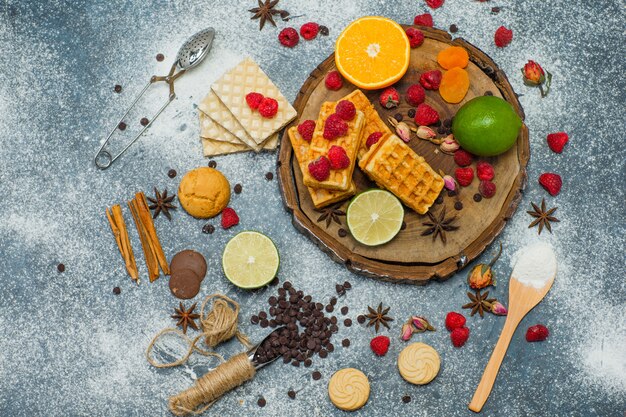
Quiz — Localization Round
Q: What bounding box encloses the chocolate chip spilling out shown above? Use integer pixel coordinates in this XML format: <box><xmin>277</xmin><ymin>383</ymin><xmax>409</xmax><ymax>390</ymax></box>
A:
<box><xmin>338</xmin><ymin>228</ymin><xmax>347</xmax><ymax>237</ymax></box>
<box><xmin>288</xmin><ymin>390</ymin><xmax>296</xmax><ymax>399</ymax></box>
<box><xmin>112</xmin><ymin>287</ymin><xmax>121</xmax><ymax>295</ymax></box>
<box><xmin>257</xmin><ymin>397</ymin><xmax>266</xmax><ymax>407</ymax></box>
<box><xmin>319</xmin><ymin>25</ymin><xmax>329</xmax><ymax>36</ymax></box>
<box><xmin>357</xmin><ymin>315</ymin><xmax>366</xmax><ymax>324</ymax></box>
<box><xmin>156</xmin><ymin>53</ymin><xmax>165</xmax><ymax>62</ymax></box>
<box><xmin>454</xmin><ymin>201</ymin><xmax>464</xmax><ymax>211</ymax></box>
<box><xmin>113</xmin><ymin>84</ymin><xmax>122</xmax><ymax>93</ymax></box>
<box><xmin>208</xmin><ymin>160</ymin><xmax>217</xmax><ymax>168</ymax></box>
<box><xmin>118</xmin><ymin>122</ymin><xmax>127</xmax><ymax>131</ymax></box>
<box><xmin>402</xmin><ymin>395</ymin><xmax>411</xmax><ymax>403</ymax></box>
<box><xmin>342</xmin><ymin>338</ymin><xmax>350</xmax><ymax>347</ymax></box>
<box><xmin>167</xmin><ymin>169</ymin><xmax>177</xmax><ymax>178</ymax></box>
<box><xmin>234</xmin><ymin>183</ymin><xmax>243</xmax><ymax>194</ymax></box>
<box><xmin>312</xmin><ymin>371</ymin><xmax>322</xmax><ymax>380</ymax></box>
<box><xmin>473</xmin><ymin>193</ymin><xmax>483</xmax><ymax>202</ymax></box>
<box><xmin>401</xmin><ymin>221</ymin><xmax>407</xmax><ymax>230</ymax></box>
<box><xmin>340</xmin><ymin>306</ymin><xmax>348</xmax><ymax>315</ymax></box>
<box><xmin>140</xmin><ymin>117</ymin><xmax>149</xmax><ymax>126</ymax></box>
<box><xmin>57</xmin><ymin>263</ymin><xmax>65</xmax><ymax>273</ymax></box>
<box><xmin>265</xmin><ymin>172</ymin><xmax>274</xmax><ymax>181</ymax></box>
<box><xmin>407</xmin><ymin>108</ymin><xmax>416</xmax><ymax>118</ymax></box>
<box><xmin>449</xmin><ymin>24</ymin><xmax>458</xmax><ymax>33</ymax></box>
<box><xmin>202</xmin><ymin>224</ymin><xmax>215</xmax><ymax>234</ymax></box>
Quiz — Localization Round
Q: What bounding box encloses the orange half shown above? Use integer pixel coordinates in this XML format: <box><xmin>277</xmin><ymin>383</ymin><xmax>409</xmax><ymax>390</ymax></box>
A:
<box><xmin>335</xmin><ymin>17</ymin><xmax>410</xmax><ymax>90</ymax></box>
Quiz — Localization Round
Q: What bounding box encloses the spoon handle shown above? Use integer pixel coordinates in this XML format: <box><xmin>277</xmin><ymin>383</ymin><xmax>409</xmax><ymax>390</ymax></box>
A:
<box><xmin>468</xmin><ymin>315</ymin><xmax>520</xmax><ymax>412</ymax></box>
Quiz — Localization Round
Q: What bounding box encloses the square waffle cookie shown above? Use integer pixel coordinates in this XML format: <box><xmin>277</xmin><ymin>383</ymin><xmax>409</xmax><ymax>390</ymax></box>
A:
<box><xmin>359</xmin><ymin>133</ymin><xmax>444</xmax><ymax>215</ymax></box>
<box><xmin>198</xmin><ymin>111</ymin><xmax>242</xmax><ymax>144</ymax></box>
<box><xmin>304</xmin><ymin>102</ymin><xmax>365</xmax><ymax>191</ymax></box>
<box><xmin>287</xmin><ymin>126</ymin><xmax>356</xmax><ymax>208</ymax></box>
<box><xmin>198</xmin><ymin>90</ymin><xmax>260</xmax><ymax>151</ymax></box>
<box><xmin>201</xmin><ymin>134</ymin><xmax>278</xmax><ymax>157</ymax></box>
<box><xmin>212</xmin><ymin>58</ymin><xmax>297</xmax><ymax>144</ymax></box>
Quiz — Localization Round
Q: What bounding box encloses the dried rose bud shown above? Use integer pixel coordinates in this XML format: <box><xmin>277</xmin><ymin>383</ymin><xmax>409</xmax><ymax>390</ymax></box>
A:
<box><xmin>467</xmin><ymin>243</ymin><xmax>502</xmax><ymax>289</ymax></box>
<box><xmin>401</xmin><ymin>322</ymin><xmax>414</xmax><ymax>341</ymax></box>
<box><xmin>440</xmin><ymin>134</ymin><xmax>460</xmax><ymax>153</ymax></box>
<box><xmin>443</xmin><ymin>175</ymin><xmax>456</xmax><ymax>191</ymax></box>
<box><xmin>411</xmin><ymin>316</ymin><xmax>435</xmax><ymax>332</ymax></box>
<box><xmin>395</xmin><ymin>122</ymin><xmax>412</xmax><ymax>142</ymax></box>
<box><xmin>490</xmin><ymin>301</ymin><xmax>508</xmax><ymax>316</ymax></box>
<box><xmin>416</xmin><ymin>125</ymin><xmax>436</xmax><ymax>140</ymax></box>
<box><xmin>522</xmin><ymin>60</ymin><xmax>545</xmax><ymax>85</ymax></box>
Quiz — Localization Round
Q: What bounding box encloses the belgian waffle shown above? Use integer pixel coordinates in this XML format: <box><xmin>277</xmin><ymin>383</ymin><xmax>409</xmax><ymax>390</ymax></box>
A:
<box><xmin>304</xmin><ymin>102</ymin><xmax>364</xmax><ymax>191</ymax></box>
<box><xmin>359</xmin><ymin>133</ymin><xmax>444</xmax><ymax>215</ymax></box>
<box><xmin>287</xmin><ymin>126</ymin><xmax>356</xmax><ymax>208</ymax></box>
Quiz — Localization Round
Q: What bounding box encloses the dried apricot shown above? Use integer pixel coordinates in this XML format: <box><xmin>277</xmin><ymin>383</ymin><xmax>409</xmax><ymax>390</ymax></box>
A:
<box><xmin>437</xmin><ymin>46</ymin><xmax>469</xmax><ymax>70</ymax></box>
<box><xmin>439</xmin><ymin>67</ymin><xmax>470</xmax><ymax>103</ymax></box>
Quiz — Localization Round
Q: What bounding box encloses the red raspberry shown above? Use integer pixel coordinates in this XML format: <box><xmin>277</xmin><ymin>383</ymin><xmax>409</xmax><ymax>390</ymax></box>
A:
<box><xmin>323</xmin><ymin>114</ymin><xmax>348</xmax><ymax>139</ymax></box>
<box><xmin>414</xmin><ymin>103</ymin><xmax>440</xmax><ymax>126</ymax></box>
<box><xmin>328</xmin><ymin>145</ymin><xmax>350</xmax><ymax>170</ymax></box>
<box><xmin>453</xmin><ymin>149</ymin><xmax>473</xmax><ymax>167</ymax></box>
<box><xmin>370</xmin><ymin>335</ymin><xmax>390</xmax><ymax>356</ymax></box>
<box><xmin>220</xmin><ymin>207</ymin><xmax>239</xmax><ymax>229</ymax></box>
<box><xmin>413</xmin><ymin>13</ymin><xmax>434</xmax><ymax>27</ymax></box>
<box><xmin>325</xmin><ymin>70</ymin><xmax>343</xmax><ymax>90</ymax></box>
<box><xmin>526</xmin><ymin>324</ymin><xmax>549</xmax><ymax>342</ymax></box>
<box><xmin>297</xmin><ymin>120</ymin><xmax>316</xmax><ymax>141</ymax></box>
<box><xmin>366</xmin><ymin>132</ymin><xmax>383</xmax><ymax>148</ymax></box>
<box><xmin>546</xmin><ymin>132</ymin><xmax>569</xmax><ymax>153</ymax></box>
<box><xmin>308</xmin><ymin>156</ymin><xmax>331</xmax><ymax>181</ymax></box>
<box><xmin>335</xmin><ymin>100</ymin><xmax>356</xmax><ymax>121</ymax></box>
<box><xmin>539</xmin><ymin>173</ymin><xmax>562</xmax><ymax>196</ymax></box>
<box><xmin>379</xmin><ymin>87</ymin><xmax>400</xmax><ymax>109</ymax></box>
<box><xmin>405</xmin><ymin>27</ymin><xmax>424</xmax><ymax>48</ymax></box>
<box><xmin>425</xmin><ymin>0</ymin><xmax>445</xmax><ymax>9</ymax></box>
<box><xmin>451</xmin><ymin>327</ymin><xmax>470</xmax><ymax>348</ymax></box>
<box><xmin>494</xmin><ymin>26</ymin><xmax>513</xmax><ymax>48</ymax></box>
<box><xmin>300</xmin><ymin>22</ymin><xmax>319</xmax><ymax>40</ymax></box>
<box><xmin>278</xmin><ymin>27</ymin><xmax>299</xmax><ymax>48</ymax></box>
<box><xmin>406</xmin><ymin>84</ymin><xmax>426</xmax><ymax>106</ymax></box>
<box><xmin>445</xmin><ymin>312</ymin><xmax>466</xmax><ymax>331</ymax></box>
<box><xmin>258</xmin><ymin>97</ymin><xmax>278</xmax><ymax>118</ymax></box>
<box><xmin>245</xmin><ymin>92</ymin><xmax>264</xmax><ymax>110</ymax></box>
<box><xmin>420</xmin><ymin>70</ymin><xmax>442</xmax><ymax>90</ymax></box>
<box><xmin>455</xmin><ymin>167</ymin><xmax>474</xmax><ymax>187</ymax></box>
<box><xmin>476</xmin><ymin>161</ymin><xmax>495</xmax><ymax>181</ymax></box>
<box><xmin>479</xmin><ymin>180</ymin><xmax>496</xmax><ymax>198</ymax></box>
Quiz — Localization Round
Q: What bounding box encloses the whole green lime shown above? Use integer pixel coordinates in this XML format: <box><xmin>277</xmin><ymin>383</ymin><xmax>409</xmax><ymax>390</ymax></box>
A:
<box><xmin>452</xmin><ymin>96</ymin><xmax>522</xmax><ymax>156</ymax></box>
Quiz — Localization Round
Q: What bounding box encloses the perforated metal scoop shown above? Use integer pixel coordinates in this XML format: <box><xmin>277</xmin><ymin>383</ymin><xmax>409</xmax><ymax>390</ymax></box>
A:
<box><xmin>94</xmin><ymin>27</ymin><xmax>215</xmax><ymax>169</ymax></box>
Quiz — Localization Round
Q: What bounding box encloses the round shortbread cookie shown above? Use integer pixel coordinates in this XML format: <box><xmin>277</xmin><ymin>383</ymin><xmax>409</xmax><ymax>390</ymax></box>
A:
<box><xmin>328</xmin><ymin>368</ymin><xmax>370</xmax><ymax>411</ymax></box>
<box><xmin>398</xmin><ymin>342</ymin><xmax>440</xmax><ymax>385</ymax></box>
<box><xmin>178</xmin><ymin>167</ymin><xmax>230</xmax><ymax>218</ymax></box>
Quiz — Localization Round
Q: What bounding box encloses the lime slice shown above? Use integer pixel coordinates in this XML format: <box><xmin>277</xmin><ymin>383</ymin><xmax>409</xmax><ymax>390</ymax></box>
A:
<box><xmin>222</xmin><ymin>231</ymin><xmax>279</xmax><ymax>289</ymax></box>
<box><xmin>347</xmin><ymin>190</ymin><xmax>404</xmax><ymax>246</ymax></box>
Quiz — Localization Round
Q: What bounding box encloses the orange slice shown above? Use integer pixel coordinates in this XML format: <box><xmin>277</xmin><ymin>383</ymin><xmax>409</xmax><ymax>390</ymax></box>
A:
<box><xmin>335</xmin><ymin>17</ymin><xmax>410</xmax><ymax>90</ymax></box>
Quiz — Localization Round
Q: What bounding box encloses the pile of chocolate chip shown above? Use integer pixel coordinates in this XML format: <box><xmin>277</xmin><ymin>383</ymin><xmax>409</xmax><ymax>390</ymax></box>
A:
<box><xmin>251</xmin><ymin>281</ymin><xmax>350</xmax><ymax>367</ymax></box>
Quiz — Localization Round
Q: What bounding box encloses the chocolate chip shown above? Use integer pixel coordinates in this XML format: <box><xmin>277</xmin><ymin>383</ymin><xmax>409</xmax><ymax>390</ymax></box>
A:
<box><xmin>270</xmin><ymin>277</ymin><xmax>279</xmax><ymax>286</ymax></box>
<box><xmin>312</xmin><ymin>371</ymin><xmax>322</xmax><ymax>380</ymax></box>
<box><xmin>338</xmin><ymin>228</ymin><xmax>347</xmax><ymax>237</ymax></box>
<box><xmin>394</xmin><ymin>113</ymin><xmax>403</xmax><ymax>122</ymax></box>
<box><xmin>251</xmin><ymin>315</ymin><xmax>259</xmax><ymax>324</ymax></box>
<box><xmin>357</xmin><ymin>315</ymin><xmax>366</xmax><ymax>324</ymax></box>
<box><xmin>449</xmin><ymin>24</ymin><xmax>458</xmax><ymax>33</ymax></box>
<box><xmin>167</xmin><ymin>169</ymin><xmax>177</xmax><ymax>178</ymax></box>
<box><xmin>288</xmin><ymin>390</ymin><xmax>296</xmax><ymax>399</ymax></box>
<box><xmin>344</xmin><ymin>319</ymin><xmax>352</xmax><ymax>327</ymax></box>
<box><xmin>208</xmin><ymin>160</ymin><xmax>217</xmax><ymax>168</ymax></box>
<box><xmin>443</xmin><ymin>118</ymin><xmax>452</xmax><ymax>128</ymax></box>
<box><xmin>407</xmin><ymin>109</ymin><xmax>416</xmax><ymax>119</ymax></box>
<box><xmin>304</xmin><ymin>358</ymin><xmax>312</xmax><ymax>367</ymax></box>
<box><xmin>113</xmin><ymin>84</ymin><xmax>122</xmax><ymax>93</ymax></box>
<box><xmin>402</xmin><ymin>395</ymin><xmax>411</xmax><ymax>403</ymax></box>
<box><xmin>437</xmin><ymin>126</ymin><xmax>446</xmax><ymax>134</ymax></box>
<box><xmin>473</xmin><ymin>193</ymin><xmax>483</xmax><ymax>202</ymax></box>
<box><xmin>57</xmin><ymin>263</ymin><xmax>65</xmax><ymax>273</ymax></box>
<box><xmin>336</xmin><ymin>284</ymin><xmax>345</xmax><ymax>295</ymax></box>
<box><xmin>257</xmin><ymin>397</ymin><xmax>266</xmax><ymax>407</ymax></box>
<box><xmin>156</xmin><ymin>53</ymin><xmax>164</xmax><ymax>62</ymax></box>
<box><xmin>140</xmin><ymin>117</ymin><xmax>149</xmax><ymax>126</ymax></box>
<box><xmin>401</xmin><ymin>221</ymin><xmax>407</xmax><ymax>230</ymax></box>
<box><xmin>234</xmin><ymin>183</ymin><xmax>242</xmax><ymax>194</ymax></box>
<box><xmin>491</xmin><ymin>6</ymin><xmax>500</xmax><ymax>14</ymax></box>
<box><xmin>112</xmin><ymin>287</ymin><xmax>121</xmax><ymax>295</ymax></box>
<box><xmin>484</xmin><ymin>90</ymin><xmax>493</xmax><ymax>96</ymax></box>
<box><xmin>343</xmin><ymin>281</ymin><xmax>351</xmax><ymax>289</ymax></box>
<box><xmin>202</xmin><ymin>224</ymin><xmax>215</xmax><ymax>234</ymax></box>
<box><xmin>265</xmin><ymin>172</ymin><xmax>274</xmax><ymax>181</ymax></box>
<box><xmin>118</xmin><ymin>122</ymin><xmax>127</xmax><ymax>131</ymax></box>
<box><xmin>454</xmin><ymin>201</ymin><xmax>464</xmax><ymax>211</ymax></box>
<box><xmin>340</xmin><ymin>306</ymin><xmax>349</xmax><ymax>315</ymax></box>
<box><xmin>319</xmin><ymin>25</ymin><xmax>329</xmax><ymax>36</ymax></box>
<box><xmin>260</xmin><ymin>319</ymin><xmax>269</xmax><ymax>328</ymax></box>
<box><xmin>447</xmin><ymin>189</ymin><xmax>457</xmax><ymax>197</ymax></box>
<box><xmin>342</xmin><ymin>338</ymin><xmax>350</xmax><ymax>347</ymax></box>
<box><xmin>259</xmin><ymin>311</ymin><xmax>267</xmax><ymax>320</ymax></box>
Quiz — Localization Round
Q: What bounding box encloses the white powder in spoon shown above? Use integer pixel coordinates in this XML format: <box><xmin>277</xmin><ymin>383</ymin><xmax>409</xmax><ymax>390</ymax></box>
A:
<box><xmin>511</xmin><ymin>242</ymin><xmax>558</xmax><ymax>288</ymax></box>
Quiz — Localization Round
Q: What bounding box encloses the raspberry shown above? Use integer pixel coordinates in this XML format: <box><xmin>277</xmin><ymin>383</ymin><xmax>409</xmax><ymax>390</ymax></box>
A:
<box><xmin>300</xmin><ymin>22</ymin><xmax>319</xmax><ymax>40</ymax></box>
<box><xmin>406</xmin><ymin>84</ymin><xmax>426</xmax><ymax>107</ymax></box>
<box><xmin>370</xmin><ymin>335</ymin><xmax>390</xmax><ymax>356</ymax></box>
<box><xmin>335</xmin><ymin>100</ymin><xmax>356</xmax><ymax>121</ymax></box>
<box><xmin>308</xmin><ymin>156</ymin><xmax>331</xmax><ymax>181</ymax></box>
<box><xmin>546</xmin><ymin>132</ymin><xmax>569</xmax><ymax>153</ymax></box>
<box><xmin>220</xmin><ymin>207</ymin><xmax>239</xmax><ymax>229</ymax></box>
<box><xmin>366</xmin><ymin>132</ymin><xmax>383</xmax><ymax>148</ymax></box>
<box><xmin>328</xmin><ymin>145</ymin><xmax>350</xmax><ymax>170</ymax></box>
<box><xmin>455</xmin><ymin>167</ymin><xmax>474</xmax><ymax>187</ymax></box>
<box><xmin>420</xmin><ymin>70</ymin><xmax>442</xmax><ymax>90</ymax></box>
<box><xmin>405</xmin><ymin>27</ymin><xmax>424</xmax><ymax>48</ymax></box>
<box><xmin>325</xmin><ymin>71</ymin><xmax>343</xmax><ymax>90</ymax></box>
<box><xmin>453</xmin><ymin>149</ymin><xmax>473</xmax><ymax>167</ymax></box>
<box><xmin>323</xmin><ymin>114</ymin><xmax>348</xmax><ymax>139</ymax></box>
<box><xmin>445</xmin><ymin>312</ymin><xmax>466</xmax><ymax>331</ymax></box>
<box><xmin>278</xmin><ymin>27</ymin><xmax>299</xmax><ymax>48</ymax></box>
<box><xmin>414</xmin><ymin>103</ymin><xmax>440</xmax><ymax>126</ymax></box>
<box><xmin>451</xmin><ymin>327</ymin><xmax>470</xmax><ymax>347</ymax></box>
<box><xmin>379</xmin><ymin>87</ymin><xmax>400</xmax><ymax>109</ymax></box>
<box><xmin>526</xmin><ymin>324</ymin><xmax>549</xmax><ymax>342</ymax></box>
<box><xmin>297</xmin><ymin>120</ymin><xmax>316</xmax><ymax>141</ymax></box>
<box><xmin>494</xmin><ymin>26</ymin><xmax>513</xmax><ymax>48</ymax></box>
<box><xmin>258</xmin><ymin>97</ymin><xmax>278</xmax><ymax>118</ymax></box>
<box><xmin>425</xmin><ymin>0</ymin><xmax>445</xmax><ymax>9</ymax></box>
<box><xmin>476</xmin><ymin>161</ymin><xmax>495</xmax><ymax>181</ymax></box>
<box><xmin>539</xmin><ymin>173</ymin><xmax>562</xmax><ymax>196</ymax></box>
<box><xmin>413</xmin><ymin>13</ymin><xmax>434</xmax><ymax>27</ymax></box>
<box><xmin>245</xmin><ymin>92</ymin><xmax>264</xmax><ymax>110</ymax></box>
<box><xmin>479</xmin><ymin>180</ymin><xmax>496</xmax><ymax>198</ymax></box>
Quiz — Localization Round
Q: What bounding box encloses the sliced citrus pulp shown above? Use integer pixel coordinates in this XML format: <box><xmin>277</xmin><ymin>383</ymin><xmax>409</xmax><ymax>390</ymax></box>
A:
<box><xmin>222</xmin><ymin>231</ymin><xmax>279</xmax><ymax>289</ymax></box>
<box><xmin>347</xmin><ymin>189</ymin><xmax>404</xmax><ymax>246</ymax></box>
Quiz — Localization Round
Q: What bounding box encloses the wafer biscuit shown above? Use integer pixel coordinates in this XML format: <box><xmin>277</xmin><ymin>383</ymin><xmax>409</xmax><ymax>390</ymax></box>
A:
<box><xmin>304</xmin><ymin>102</ymin><xmax>364</xmax><ymax>191</ymax></box>
<box><xmin>212</xmin><ymin>58</ymin><xmax>297</xmax><ymax>144</ymax></box>
<box><xmin>359</xmin><ymin>133</ymin><xmax>444</xmax><ymax>214</ymax></box>
<box><xmin>198</xmin><ymin>111</ymin><xmax>242</xmax><ymax>144</ymax></box>
<box><xmin>287</xmin><ymin>126</ymin><xmax>356</xmax><ymax>208</ymax></box>
<box><xmin>201</xmin><ymin>134</ymin><xmax>278</xmax><ymax>157</ymax></box>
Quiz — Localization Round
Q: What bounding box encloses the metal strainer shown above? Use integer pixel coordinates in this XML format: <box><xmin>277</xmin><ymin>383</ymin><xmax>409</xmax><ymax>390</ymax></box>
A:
<box><xmin>94</xmin><ymin>27</ymin><xmax>215</xmax><ymax>169</ymax></box>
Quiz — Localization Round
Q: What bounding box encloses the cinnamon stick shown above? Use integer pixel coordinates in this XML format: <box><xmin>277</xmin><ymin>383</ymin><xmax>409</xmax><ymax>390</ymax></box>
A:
<box><xmin>106</xmin><ymin>205</ymin><xmax>139</xmax><ymax>281</ymax></box>
<box><xmin>128</xmin><ymin>198</ymin><xmax>160</xmax><ymax>282</ymax></box>
<box><xmin>135</xmin><ymin>192</ymin><xmax>170</xmax><ymax>275</ymax></box>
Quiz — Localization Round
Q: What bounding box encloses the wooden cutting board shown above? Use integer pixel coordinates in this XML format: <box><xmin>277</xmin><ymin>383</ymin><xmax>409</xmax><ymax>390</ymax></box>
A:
<box><xmin>277</xmin><ymin>26</ymin><xmax>529</xmax><ymax>284</ymax></box>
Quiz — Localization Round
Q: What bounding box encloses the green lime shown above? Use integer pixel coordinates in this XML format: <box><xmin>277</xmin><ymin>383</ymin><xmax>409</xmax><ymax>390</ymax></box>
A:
<box><xmin>347</xmin><ymin>189</ymin><xmax>404</xmax><ymax>246</ymax></box>
<box><xmin>222</xmin><ymin>231</ymin><xmax>279</xmax><ymax>289</ymax></box>
<box><xmin>452</xmin><ymin>96</ymin><xmax>522</xmax><ymax>156</ymax></box>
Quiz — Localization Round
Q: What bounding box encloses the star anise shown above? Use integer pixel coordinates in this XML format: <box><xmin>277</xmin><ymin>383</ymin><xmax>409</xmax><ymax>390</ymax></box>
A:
<box><xmin>421</xmin><ymin>206</ymin><xmax>459</xmax><ymax>244</ymax></box>
<box><xmin>527</xmin><ymin>198</ymin><xmax>559</xmax><ymax>235</ymax></box>
<box><xmin>147</xmin><ymin>188</ymin><xmax>177</xmax><ymax>220</ymax></box>
<box><xmin>172</xmin><ymin>302</ymin><xmax>200</xmax><ymax>334</ymax></box>
<box><xmin>462</xmin><ymin>290</ymin><xmax>496</xmax><ymax>318</ymax></box>
<box><xmin>315</xmin><ymin>203</ymin><xmax>346</xmax><ymax>228</ymax></box>
<box><xmin>365</xmin><ymin>303</ymin><xmax>394</xmax><ymax>333</ymax></box>
<box><xmin>249</xmin><ymin>0</ymin><xmax>287</xmax><ymax>30</ymax></box>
